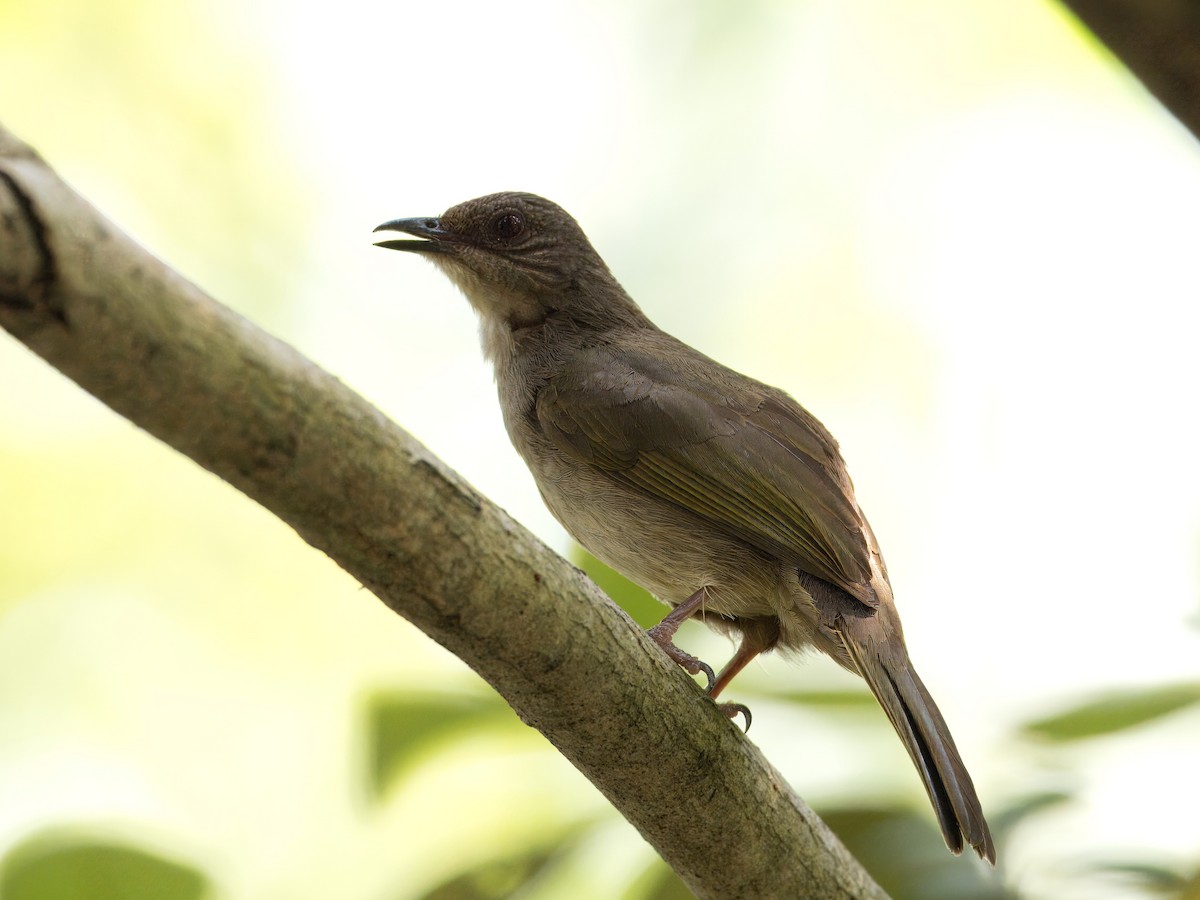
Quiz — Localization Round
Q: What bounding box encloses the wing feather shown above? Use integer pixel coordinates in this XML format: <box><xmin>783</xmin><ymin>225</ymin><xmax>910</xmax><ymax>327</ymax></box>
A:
<box><xmin>537</xmin><ymin>343</ymin><xmax>880</xmax><ymax>608</ymax></box>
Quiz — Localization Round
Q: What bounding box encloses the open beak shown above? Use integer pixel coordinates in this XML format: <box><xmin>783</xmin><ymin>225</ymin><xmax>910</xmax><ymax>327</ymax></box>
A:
<box><xmin>372</xmin><ymin>217</ymin><xmax>456</xmax><ymax>252</ymax></box>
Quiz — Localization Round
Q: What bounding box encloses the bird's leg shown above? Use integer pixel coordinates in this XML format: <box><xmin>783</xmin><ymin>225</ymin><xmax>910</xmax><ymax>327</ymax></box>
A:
<box><xmin>647</xmin><ymin>589</ymin><xmax>754</xmax><ymax>731</ymax></box>
<box><xmin>646</xmin><ymin>587</ymin><xmax>716</xmax><ymax>692</ymax></box>
<box><xmin>707</xmin><ymin>632</ymin><xmax>773</xmax><ymax>731</ymax></box>
<box><xmin>710</xmin><ymin>633</ymin><xmax>768</xmax><ymax>698</ymax></box>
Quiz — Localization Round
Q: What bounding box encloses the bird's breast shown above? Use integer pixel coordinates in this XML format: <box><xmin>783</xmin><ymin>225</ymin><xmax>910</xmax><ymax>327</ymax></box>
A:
<box><xmin>504</xmin><ymin>408</ymin><xmax>780</xmax><ymax>619</ymax></box>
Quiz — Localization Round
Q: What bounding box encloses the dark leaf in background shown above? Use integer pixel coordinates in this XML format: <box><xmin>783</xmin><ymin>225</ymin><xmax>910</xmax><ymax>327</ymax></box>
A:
<box><xmin>571</xmin><ymin>547</ymin><xmax>664</xmax><ymax>629</ymax></box>
<box><xmin>415</xmin><ymin>826</ymin><xmax>593</xmax><ymax>900</ymax></box>
<box><xmin>365</xmin><ymin>691</ymin><xmax>516</xmax><ymax>799</ymax></box>
<box><xmin>1023</xmin><ymin>683</ymin><xmax>1200</xmax><ymax>742</ymax></box>
<box><xmin>0</xmin><ymin>832</ymin><xmax>209</xmax><ymax>900</ymax></box>
<box><xmin>987</xmin><ymin>791</ymin><xmax>1073</xmax><ymax>839</ymax></box>
<box><xmin>418</xmin><ymin>848</ymin><xmax>558</xmax><ymax>900</ymax></box>
<box><xmin>625</xmin><ymin>858</ymin><xmax>695</xmax><ymax>900</ymax></box>
<box><xmin>820</xmin><ymin>806</ymin><xmax>1013</xmax><ymax>900</ymax></box>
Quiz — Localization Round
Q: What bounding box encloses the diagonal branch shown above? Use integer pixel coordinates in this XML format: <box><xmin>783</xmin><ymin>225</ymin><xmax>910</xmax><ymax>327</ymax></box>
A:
<box><xmin>0</xmin><ymin>122</ymin><xmax>885</xmax><ymax>899</ymax></box>
<box><xmin>1058</xmin><ymin>0</ymin><xmax>1200</xmax><ymax>142</ymax></box>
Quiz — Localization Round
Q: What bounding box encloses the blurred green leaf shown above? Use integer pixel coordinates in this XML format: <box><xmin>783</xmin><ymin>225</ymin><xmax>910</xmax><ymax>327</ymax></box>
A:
<box><xmin>416</xmin><ymin>826</ymin><xmax>592</xmax><ymax>900</ymax></box>
<box><xmin>570</xmin><ymin>547</ymin><xmax>664</xmax><ymax>629</ymax></box>
<box><xmin>0</xmin><ymin>833</ymin><xmax>208</xmax><ymax>900</ymax></box>
<box><xmin>1023</xmin><ymin>683</ymin><xmax>1200</xmax><ymax>742</ymax></box>
<box><xmin>751</xmin><ymin>687</ymin><xmax>878</xmax><ymax>708</ymax></box>
<box><xmin>1180</xmin><ymin>869</ymin><xmax>1200</xmax><ymax>900</ymax></box>
<box><xmin>988</xmin><ymin>790</ymin><xmax>1073</xmax><ymax>839</ymax></box>
<box><xmin>1096</xmin><ymin>862</ymin><xmax>1188</xmax><ymax>895</ymax></box>
<box><xmin>820</xmin><ymin>806</ymin><xmax>1011</xmax><ymax>900</ymax></box>
<box><xmin>419</xmin><ymin>849</ymin><xmax>557</xmax><ymax>900</ymax></box>
<box><xmin>624</xmin><ymin>859</ymin><xmax>694</xmax><ymax>900</ymax></box>
<box><xmin>365</xmin><ymin>690</ymin><xmax>516</xmax><ymax>799</ymax></box>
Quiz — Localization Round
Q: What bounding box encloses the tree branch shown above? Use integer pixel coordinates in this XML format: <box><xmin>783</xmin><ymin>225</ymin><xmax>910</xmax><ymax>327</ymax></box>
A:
<box><xmin>1058</xmin><ymin>0</ymin><xmax>1200</xmax><ymax>142</ymax></box>
<box><xmin>0</xmin><ymin>123</ymin><xmax>885</xmax><ymax>899</ymax></box>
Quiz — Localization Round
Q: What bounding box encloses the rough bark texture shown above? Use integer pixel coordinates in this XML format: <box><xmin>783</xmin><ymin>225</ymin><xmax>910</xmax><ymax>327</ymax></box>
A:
<box><xmin>1058</xmin><ymin>0</ymin><xmax>1200</xmax><ymax>142</ymax></box>
<box><xmin>0</xmin><ymin>123</ymin><xmax>886</xmax><ymax>899</ymax></box>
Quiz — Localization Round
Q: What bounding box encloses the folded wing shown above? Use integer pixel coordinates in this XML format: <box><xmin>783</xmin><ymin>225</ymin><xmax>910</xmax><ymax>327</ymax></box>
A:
<box><xmin>536</xmin><ymin>340</ymin><xmax>881</xmax><ymax>610</ymax></box>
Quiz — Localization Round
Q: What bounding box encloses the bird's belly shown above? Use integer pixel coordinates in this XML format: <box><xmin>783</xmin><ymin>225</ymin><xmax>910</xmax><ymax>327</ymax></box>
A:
<box><xmin>524</xmin><ymin>443</ymin><xmax>783</xmax><ymax>621</ymax></box>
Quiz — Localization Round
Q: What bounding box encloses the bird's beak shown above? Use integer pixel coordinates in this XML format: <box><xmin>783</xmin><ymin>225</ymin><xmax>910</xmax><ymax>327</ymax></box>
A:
<box><xmin>372</xmin><ymin>217</ymin><xmax>456</xmax><ymax>253</ymax></box>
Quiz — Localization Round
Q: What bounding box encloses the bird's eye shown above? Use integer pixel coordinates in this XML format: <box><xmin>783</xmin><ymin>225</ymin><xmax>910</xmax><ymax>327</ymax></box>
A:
<box><xmin>493</xmin><ymin>212</ymin><xmax>525</xmax><ymax>241</ymax></box>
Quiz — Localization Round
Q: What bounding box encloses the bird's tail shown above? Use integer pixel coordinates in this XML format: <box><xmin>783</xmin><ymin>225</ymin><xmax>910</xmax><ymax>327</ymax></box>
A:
<box><xmin>839</xmin><ymin>616</ymin><xmax>995</xmax><ymax>864</ymax></box>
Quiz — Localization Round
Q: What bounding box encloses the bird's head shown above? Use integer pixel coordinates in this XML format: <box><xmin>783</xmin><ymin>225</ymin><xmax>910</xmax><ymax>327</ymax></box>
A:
<box><xmin>374</xmin><ymin>192</ymin><xmax>638</xmax><ymax>331</ymax></box>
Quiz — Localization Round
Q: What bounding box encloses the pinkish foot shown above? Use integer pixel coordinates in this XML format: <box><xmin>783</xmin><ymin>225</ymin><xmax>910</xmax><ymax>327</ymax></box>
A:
<box><xmin>646</xmin><ymin>621</ymin><xmax>716</xmax><ymax>692</ymax></box>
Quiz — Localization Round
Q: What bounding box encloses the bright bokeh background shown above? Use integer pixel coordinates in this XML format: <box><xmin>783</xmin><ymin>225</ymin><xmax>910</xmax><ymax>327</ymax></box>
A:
<box><xmin>1</xmin><ymin>1</ymin><xmax>1198</xmax><ymax>898</ymax></box>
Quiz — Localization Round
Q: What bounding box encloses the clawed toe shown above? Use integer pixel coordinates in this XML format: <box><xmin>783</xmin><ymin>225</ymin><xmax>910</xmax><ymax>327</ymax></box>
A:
<box><xmin>694</xmin><ymin>660</ymin><xmax>716</xmax><ymax>693</ymax></box>
<box><xmin>645</xmin><ymin>590</ymin><xmax>752</xmax><ymax>728</ymax></box>
<box><xmin>717</xmin><ymin>701</ymin><xmax>752</xmax><ymax>731</ymax></box>
<box><xmin>647</xmin><ymin>623</ymin><xmax>717</xmax><ymax>692</ymax></box>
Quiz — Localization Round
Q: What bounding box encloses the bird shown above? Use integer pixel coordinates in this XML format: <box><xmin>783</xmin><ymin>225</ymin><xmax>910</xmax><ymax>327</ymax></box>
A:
<box><xmin>374</xmin><ymin>191</ymin><xmax>995</xmax><ymax>863</ymax></box>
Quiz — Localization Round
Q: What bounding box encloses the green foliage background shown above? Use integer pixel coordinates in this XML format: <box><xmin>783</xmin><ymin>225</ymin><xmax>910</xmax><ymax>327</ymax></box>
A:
<box><xmin>2</xmin><ymin>1</ymin><xmax>1199</xmax><ymax>898</ymax></box>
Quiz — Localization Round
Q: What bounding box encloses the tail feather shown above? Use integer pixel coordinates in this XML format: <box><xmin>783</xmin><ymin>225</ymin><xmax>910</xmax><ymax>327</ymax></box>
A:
<box><xmin>840</xmin><ymin>621</ymin><xmax>996</xmax><ymax>864</ymax></box>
